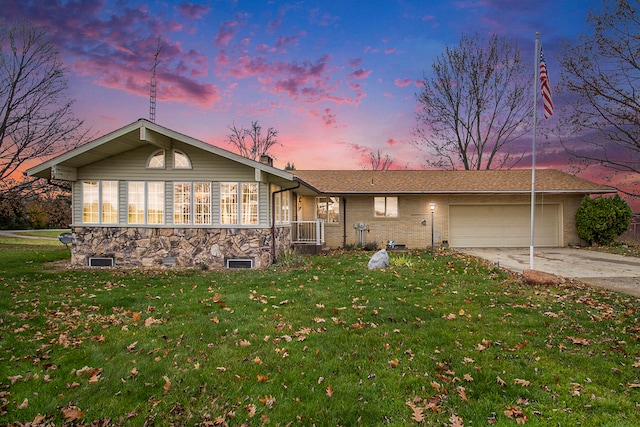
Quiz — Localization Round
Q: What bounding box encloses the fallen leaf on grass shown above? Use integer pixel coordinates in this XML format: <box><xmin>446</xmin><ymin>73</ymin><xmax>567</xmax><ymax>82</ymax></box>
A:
<box><xmin>62</xmin><ymin>406</ymin><xmax>84</xmax><ymax>422</ymax></box>
<box><xmin>503</xmin><ymin>405</ymin><xmax>528</xmax><ymax>424</ymax></box>
<box><xmin>449</xmin><ymin>414</ymin><xmax>464</xmax><ymax>427</ymax></box>
<box><xmin>259</xmin><ymin>395</ymin><xmax>276</xmax><ymax>408</ymax></box>
<box><xmin>326</xmin><ymin>385</ymin><xmax>334</xmax><ymax>397</ymax></box>
<box><xmin>91</xmin><ymin>335</ymin><xmax>105</xmax><ymax>342</ymax></box>
<box><xmin>32</xmin><ymin>414</ymin><xmax>46</xmax><ymax>424</ymax></box>
<box><xmin>162</xmin><ymin>375</ymin><xmax>171</xmax><ymax>393</ymax></box>
<box><xmin>406</xmin><ymin>402</ymin><xmax>424</xmax><ymax>422</ymax></box>
<box><xmin>514</xmin><ymin>378</ymin><xmax>531</xmax><ymax>387</ymax></box>
<box><xmin>497</xmin><ymin>376</ymin><xmax>507</xmax><ymax>387</ymax></box>
<box><xmin>17</xmin><ymin>398</ymin><xmax>28</xmax><ymax>409</ymax></box>
<box><xmin>456</xmin><ymin>386</ymin><xmax>468</xmax><ymax>401</ymax></box>
<box><xmin>246</xmin><ymin>403</ymin><xmax>257</xmax><ymax>418</ymax></box>
<box><xmin>257</xmin><ymin>375</ymin><xmax>269</xmax><ymax>382</ymax></box>
<box><xmin>567</xmin><ymin>336</ymin><xmax>591</xmax><ymax>346</ymax></box>
<box><xmin>88</xmin><ymin>369</ymin><xmax>103</xmax><ymax>384</ymax></box>
<box><xmin>8</xmin><ymin>375</ymin><xmax>23</xmax><ymax>384</ymax></box>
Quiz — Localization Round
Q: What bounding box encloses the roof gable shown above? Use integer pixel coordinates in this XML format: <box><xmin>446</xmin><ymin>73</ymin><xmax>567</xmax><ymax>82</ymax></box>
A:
<box><xmin>27</xmin><ymin>119</ymin><xmax>295</xmax><ymax>182</ymax></box>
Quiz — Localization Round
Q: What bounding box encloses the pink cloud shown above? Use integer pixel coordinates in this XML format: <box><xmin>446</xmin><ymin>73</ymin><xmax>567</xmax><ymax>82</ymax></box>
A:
<box><xmin>275</xmin><ymin>32</ymin><xmax>306</xmax><ymax>48</ymax></box>
<box><xmin>387</xmin><ymin>138</ymin><xmax>401</xmax><ymax>146</ymax></box>
<box><xmin>422</xmin><ymin>15</ymin><xmax>435</xmax><ymax>21</ymax></box>
<box><xmin>385</xmin><ymin>48</ymin><xmax>396</xmax><ymax>55</ymax></box>
<box><xmin>0</xmin><ymin>0</ymin><xmax>221</xmax><ymax>110</ymax></box>
<box><xmin>73</xmin><ymin>58</ymin><xmax>220</xmax><ymax>108</ymax></box>
<box><xmin>349</xmin><ymin>69</ymin><xmax>372</xmax><ymax>79</ymax></box>
<box><xmin>216</xmin><ymin>49</ymin><xmax>362</xmax><ymax>105</ymax></box>
<box><xmin>215</xmin><ymin>20</ymin><xmax>240</xmax><ymax>47</ymax></box>
<box><xmin>309</xmin><ymin>108</ymin><xmax>338</xmax><ymax>127</ymax></box>
<box><xmin>338</xmin><ymin>141</ymin><xmax>371</xmax><ymax>157</ymax></box>
<box><xmin>309</xmin><ymin>9</ymin><xmax>340</xmax><ymax>26</ymax></box>
<box><xmin>176</xmin><ymin>2</ymin><xmax>210</xmax><ymax>19</ymax></box>
<box><xmin>349</xmin><ymin>58</ymin><xmax>362</xmax><ymax>68</ymax></box>
<box><xmin>394</xmin><ymin>78</ymin><xmax>412</xmax><ymax>87</ymax></box>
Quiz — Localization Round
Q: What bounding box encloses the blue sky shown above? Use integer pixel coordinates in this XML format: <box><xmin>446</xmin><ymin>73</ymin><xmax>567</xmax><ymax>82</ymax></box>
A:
<box><xmin>5</xmin><ymin>0</ymin><xmax>637</xmax><ymax>207</ymax></box>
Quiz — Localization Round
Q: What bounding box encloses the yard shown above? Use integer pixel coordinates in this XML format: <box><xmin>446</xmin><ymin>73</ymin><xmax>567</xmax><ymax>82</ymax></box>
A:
<box><xmin>1</xmin><ymin>237</ymin><xmax>639</xmax><ymax>426</ymax></box>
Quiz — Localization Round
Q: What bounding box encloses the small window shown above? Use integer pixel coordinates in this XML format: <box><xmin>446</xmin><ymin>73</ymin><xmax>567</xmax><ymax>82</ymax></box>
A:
<box><xmin>173</xmin><ymin>150</ymin><xmax>191</xmax><ymax>169</ymax></box>
<box><xmin>272</xmin><ymin>185</ymin><xmax>291</xmax><ymax>225</ymax></box>
<box><xmin>374</xmin><ymin>197</ymin><xmax>398</xmax><ymax>217</ymax></box>
<box><xmin>147</xmin><ymin>150</ymin><xmax>165</xmax><ymax>168</ymax></box>
<box><xmin>316</xmin><ymin>196</ymin><xmax>340</xmax><ymax>223</ymax></box>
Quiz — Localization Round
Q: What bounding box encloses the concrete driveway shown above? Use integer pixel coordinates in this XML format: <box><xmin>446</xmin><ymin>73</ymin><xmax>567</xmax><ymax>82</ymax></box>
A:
<box><xmin>458</xmin><ymin>247</ymin><xmax>640</xmax><ymax>297</ymax></box>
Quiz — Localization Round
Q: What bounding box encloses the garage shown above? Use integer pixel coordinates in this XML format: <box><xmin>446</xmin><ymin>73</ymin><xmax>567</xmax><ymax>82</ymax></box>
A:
<box><xmin>449</xmin><ymin>204</ymin><xmax>561</xmax><ymax>247</ymax></box>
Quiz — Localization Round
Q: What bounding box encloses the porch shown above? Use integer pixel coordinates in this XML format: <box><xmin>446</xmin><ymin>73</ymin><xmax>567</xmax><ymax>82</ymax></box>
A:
<box><xmin>290</xmin><ymin>219</ymin><xmax>326</xmax><ymax>253</ymax></box>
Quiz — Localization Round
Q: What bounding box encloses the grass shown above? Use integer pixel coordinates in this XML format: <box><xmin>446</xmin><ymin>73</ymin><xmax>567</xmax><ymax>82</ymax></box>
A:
<box><xmin>0</xmin><ymin>243</ymin><xmax>639</xmax><ymax>426</ymax></box>
<box><xmin>9</xmin><ymin>229</ymin><xmax>70</xmax><ymax>239</ymax></box>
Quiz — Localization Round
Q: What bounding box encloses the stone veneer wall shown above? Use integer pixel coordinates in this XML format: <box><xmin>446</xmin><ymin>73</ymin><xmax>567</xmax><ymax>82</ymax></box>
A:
<box><xmin>71</xmin><ymin>226</ymin><xmax>291</xmax><ymax>268</ymax></box>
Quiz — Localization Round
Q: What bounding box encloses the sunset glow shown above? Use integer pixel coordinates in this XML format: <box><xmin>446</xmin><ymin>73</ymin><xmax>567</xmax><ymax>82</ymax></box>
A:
<box><xmin>2</xmin><ymin>0</ymin><xmax>638</xmax><ymax>209</ymax></box>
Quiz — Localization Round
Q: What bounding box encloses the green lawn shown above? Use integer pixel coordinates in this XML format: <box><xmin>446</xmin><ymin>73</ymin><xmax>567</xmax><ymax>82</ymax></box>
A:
<box><xmin>1</xmin><ymin>245</ymin><xmax>638</xmax><ymax>426</ymax></box>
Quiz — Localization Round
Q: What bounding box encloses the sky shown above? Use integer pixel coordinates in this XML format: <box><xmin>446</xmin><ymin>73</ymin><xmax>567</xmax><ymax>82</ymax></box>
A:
<box><xmin>1</xmin><ymin>0</ymin><xmax>638</xmax><ymax>209</ymax></box>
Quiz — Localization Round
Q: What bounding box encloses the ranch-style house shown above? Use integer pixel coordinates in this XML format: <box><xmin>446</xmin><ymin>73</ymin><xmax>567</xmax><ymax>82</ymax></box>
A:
<box><xmin>27</xmin><ymin>119</ymin><xmax>613</xmax><ymax>268</ymax></box>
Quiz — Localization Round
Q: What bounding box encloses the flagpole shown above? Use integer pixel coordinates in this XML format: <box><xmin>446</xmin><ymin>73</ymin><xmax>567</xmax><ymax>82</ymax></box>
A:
<box><xmin>530</xmin><ymin>33</ymin><xmax>540</xmax><ymax>270</ymax></box>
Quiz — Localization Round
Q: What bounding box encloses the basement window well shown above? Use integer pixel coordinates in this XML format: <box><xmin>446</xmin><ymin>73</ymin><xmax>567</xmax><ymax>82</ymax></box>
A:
<box><xmin>226</xmin><ymin>258</ymin><xmax>254</xmax><ymax>269</ymax></box>
<box><xmin>88</xmin><ymin>257</ymin><xmax>114</xmax><ymax>267</ymax></box>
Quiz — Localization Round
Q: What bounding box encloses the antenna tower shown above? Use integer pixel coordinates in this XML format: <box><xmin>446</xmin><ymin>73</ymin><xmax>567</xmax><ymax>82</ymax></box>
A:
<box><xmin>149</xmin><ymin>37</ymin><xmax>162</xmax><ymax>122</ymax></box>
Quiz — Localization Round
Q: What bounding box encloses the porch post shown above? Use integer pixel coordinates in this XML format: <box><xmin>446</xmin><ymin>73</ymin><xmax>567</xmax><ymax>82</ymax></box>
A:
<box><xmin>315</xmin><ymin>219</ymin><xmax>321</xmax><ymax>245</ymax></box>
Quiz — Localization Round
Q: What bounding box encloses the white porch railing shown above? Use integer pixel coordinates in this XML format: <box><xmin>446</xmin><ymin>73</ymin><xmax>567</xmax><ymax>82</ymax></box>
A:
<box><xmin>290</xmin><ymin>219</ymin><xmax>325</xmax><ymax>245</ymax></box>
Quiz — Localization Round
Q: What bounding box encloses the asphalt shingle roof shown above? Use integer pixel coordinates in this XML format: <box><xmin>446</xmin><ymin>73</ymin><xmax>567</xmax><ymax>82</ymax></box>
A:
<box><xmin>293</xmin><ymin>169</ymin><xmax>613</xmax><ymax>194</ymax></box>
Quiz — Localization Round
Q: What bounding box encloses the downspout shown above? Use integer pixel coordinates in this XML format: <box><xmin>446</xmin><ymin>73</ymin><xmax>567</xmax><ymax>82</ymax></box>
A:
<box><xmin>271</xmin><ymin>182</ymin><xmax>301</xmax><ymax>263</ymax></box>
<box><xmin>342</xmin><ymin>196</ymin><xmax>347</xmax><ymax>248</ymax></box>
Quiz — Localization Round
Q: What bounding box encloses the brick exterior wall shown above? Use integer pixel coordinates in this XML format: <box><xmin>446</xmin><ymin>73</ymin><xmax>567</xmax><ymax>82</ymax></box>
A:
<box><xmin>298</xmin><ymin>194</ymin><xmax>584</xmax><ymax>249</ymax></box>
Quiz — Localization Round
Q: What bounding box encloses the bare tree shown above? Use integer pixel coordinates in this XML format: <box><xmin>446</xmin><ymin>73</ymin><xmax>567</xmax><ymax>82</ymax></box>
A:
<box><xmin>0</xmin><ymin>20</ymin><xmax>85</xmax><ymax>183</ymax></box>
<box><xmin>227</xmin><ymin>121</ymin><xmax>279</xmax><ymax>161</ymax></box>
<box><xmin>363</xmin><ymin>149</ymin><xmax>393</xmax><ymax>170</ymax></box>
<box><xmin>556</xmin><ymin>0</ymin><xmax>639</xmax><ymax>198</ymax></box>
<box><xmin>413</xmin><ymin>33</ymin><xmax>533</xmax><ymax>170</ymax></box>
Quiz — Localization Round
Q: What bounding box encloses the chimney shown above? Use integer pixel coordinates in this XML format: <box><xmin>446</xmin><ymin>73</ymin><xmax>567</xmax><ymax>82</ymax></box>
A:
<box><xmin>259</xmin><ymin>154</ymin><xmax>273</xmax><ymax>167</ymax></box>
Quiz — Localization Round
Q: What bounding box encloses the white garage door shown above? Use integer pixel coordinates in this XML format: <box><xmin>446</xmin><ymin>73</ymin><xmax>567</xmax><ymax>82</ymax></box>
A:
<box><xmin>449</xmin><ymin>204</ymin><xmax>560</xmax><ymax>247</ymax></box>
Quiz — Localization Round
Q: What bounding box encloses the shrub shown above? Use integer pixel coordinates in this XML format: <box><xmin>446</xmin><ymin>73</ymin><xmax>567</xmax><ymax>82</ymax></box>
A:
<box><xmin>390</xmin><ymin>253</ymin><xmax>414</xmax><ymax>268</ymax></box>
<box><xmin>575</xmin><ymin>194</ymin><xmax>632</xmax><ymax>245</ymax></box>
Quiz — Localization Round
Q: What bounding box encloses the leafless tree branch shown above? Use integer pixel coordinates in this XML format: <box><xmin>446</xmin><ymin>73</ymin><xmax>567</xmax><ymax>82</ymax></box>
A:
<box><xmin>412</xmin><ymin>33</ymin><xmax>533</xmax><ymax>170</ymax></box>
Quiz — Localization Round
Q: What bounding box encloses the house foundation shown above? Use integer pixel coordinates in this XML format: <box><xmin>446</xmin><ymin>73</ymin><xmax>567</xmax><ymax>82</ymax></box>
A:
<box><xmin>71</xmin><ymin>226</ymin><xmax>291</xmax><ymax>268</ymax></box>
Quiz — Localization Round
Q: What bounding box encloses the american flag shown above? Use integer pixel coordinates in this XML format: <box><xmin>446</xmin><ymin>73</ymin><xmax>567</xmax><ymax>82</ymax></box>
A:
<box><xmin>539</xmin><ymin>45</ymin><xmax>553</xmax><ymax>119</ymax></box>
